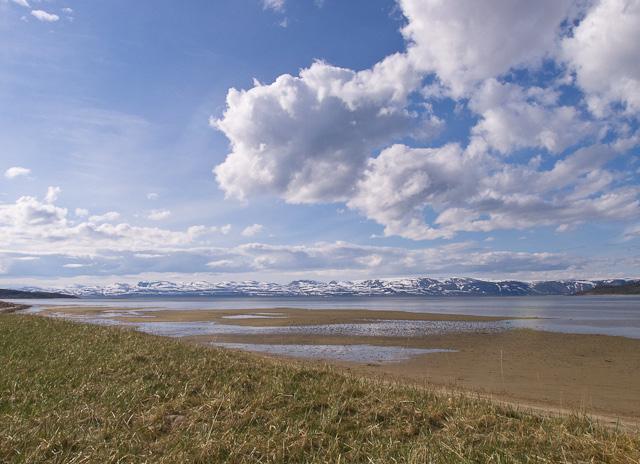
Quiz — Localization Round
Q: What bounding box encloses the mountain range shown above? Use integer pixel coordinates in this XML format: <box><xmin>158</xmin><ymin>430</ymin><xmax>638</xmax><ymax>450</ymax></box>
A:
<box><xmin>19</xmin><ymin>277</ymin><xmax>637</xmax><ymax>298</ymax></box>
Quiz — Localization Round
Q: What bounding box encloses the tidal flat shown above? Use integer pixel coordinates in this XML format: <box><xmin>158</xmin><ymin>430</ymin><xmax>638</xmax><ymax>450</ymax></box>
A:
<box><xmin>32</xmin><ymin>304</ymin><xmax>640</xmax><ymax>427</ymax></box>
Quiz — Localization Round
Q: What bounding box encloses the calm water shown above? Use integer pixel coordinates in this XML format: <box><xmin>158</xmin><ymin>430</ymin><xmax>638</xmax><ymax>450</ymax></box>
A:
<box><xmin>211</xmin><ymin>343</ymin><xmax>456</xmax><ymax>363</ymax></box>
<box><xmin>11</xmin><ymin>295</ymin><xmax>640</xmax><ymax>339</ymax></box>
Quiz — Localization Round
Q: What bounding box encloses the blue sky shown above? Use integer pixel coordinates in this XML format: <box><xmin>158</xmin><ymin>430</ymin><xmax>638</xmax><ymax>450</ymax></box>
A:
<box><xmin>1</xmin><ymin>0</ymin><xmax>639</xmax><ymax>286</ymax></box>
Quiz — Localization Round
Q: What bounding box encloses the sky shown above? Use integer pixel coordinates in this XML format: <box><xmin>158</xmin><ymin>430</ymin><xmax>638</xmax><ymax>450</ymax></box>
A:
<box><xmin>1</xmin><ymin>0</ymin><xmax>640</xmax><ymax>286</ymax></box>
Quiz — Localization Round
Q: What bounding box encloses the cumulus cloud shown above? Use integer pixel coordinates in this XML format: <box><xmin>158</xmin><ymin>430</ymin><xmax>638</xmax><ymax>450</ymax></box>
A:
<box><xmin>0</xmin><ymin>195</ymin><xmax>68</xmax><ymax>228</ymax></box>
<box><xmin>4</xmin><ymin>166</ymin><xmax>31</xmax><ymax>179</ymax></box>
<box><xmin>399</xmin><ymin>0</ymin><xmax>575</xmax><ymax>97</ymax></box>
<box><xmin>209</xmin><ymin>0</ymin><xmax>639</xmax><ymax>243</ymax></box>
<box><xmin>348</xmin><ymin>144</ymin><xmax>477</xmax><ymax>239</ymax></box>
<box><xmin>146</xmin><ymin>192</ymin><xmax>159</xmax><ymax>200</ymax></box>
<box><xmin>469</xmin><ymin>79</ymin><xmax>597</xmax><ymax>154</ymax></box>
<box><xmin>11</xmin><ymin>0</ymin><xmax>29</xmax><ymax>8</ymax></box>
<box><xmin>147</xmin><ymin>209</ymin><xmax>171</xmax><ymax>221</ymax></box>
<box><xmin>349</xmin><ymin>143</ymin><xmax>637</xmax><ymax>239</ymax></box>
<box><xmin>31</xmin><ymin>9</ymin><xmax>59</xmax><ymax>22</ymax></box>
<box><xmin>213</xmin><ymin>55</ymin><xmax>437</xmax><ymax>204</ymax></box>
<box><xmin>562</xmin><ymin>0</ymin><xmax>640</xmax><ymax>116</ymax></box>
<box><xmin>242</xmin><ymin>223</ymin><xmax>264</xmax><ymax>237</ymax></box>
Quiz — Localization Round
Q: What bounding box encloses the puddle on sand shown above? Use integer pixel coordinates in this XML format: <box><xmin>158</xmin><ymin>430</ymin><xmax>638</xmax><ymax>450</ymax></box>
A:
<box><xmin>132</xmin><ymin>319</ymin><xmax>509</xmax><ymax>338</ymax></box>
<box><xmin>212</xmin><ymin>342</ymin><xmax>456</xmax><ymax>363</ymax></box>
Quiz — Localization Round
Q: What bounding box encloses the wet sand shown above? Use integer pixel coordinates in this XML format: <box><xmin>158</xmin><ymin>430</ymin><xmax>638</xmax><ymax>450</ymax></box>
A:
<box><xmin>37</xmin><ymin>305</ymin><xmax>640</xmax><ymax>425</ymax></box>
<box><xmin>39</xmin><ymin>306</ymin><xmax>514</xmax><ymax>325</ymax></box>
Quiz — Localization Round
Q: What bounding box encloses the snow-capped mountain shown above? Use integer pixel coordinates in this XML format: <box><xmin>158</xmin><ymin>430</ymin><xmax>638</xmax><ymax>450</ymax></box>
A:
<box><xmin>23</xmin><ymin>277</ymin><xmax>635</xmax><ymax>297</ymax></box>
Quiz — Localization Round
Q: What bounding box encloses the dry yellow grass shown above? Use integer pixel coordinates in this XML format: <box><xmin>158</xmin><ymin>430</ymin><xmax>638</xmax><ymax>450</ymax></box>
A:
<box><xmin>1</xmin><ymin>314</ymin><xmax>638</xmax><ymax>463</ymax></box>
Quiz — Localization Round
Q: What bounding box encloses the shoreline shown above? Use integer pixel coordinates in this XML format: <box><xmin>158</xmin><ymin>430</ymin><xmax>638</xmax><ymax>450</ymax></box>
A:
<box><xmin>0</xmin><ymin>301</ymin><xmax>30</xmax><ymax>314</ymax></box>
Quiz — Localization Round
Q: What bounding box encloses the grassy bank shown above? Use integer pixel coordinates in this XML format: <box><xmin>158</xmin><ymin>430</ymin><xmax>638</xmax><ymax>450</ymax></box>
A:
<box><xmin>0</xmin><ymin>314</ymin><xmax>638</xmax><ymax>463</ymax></box>
<box><xmin>0</xmin><ymin>302</ymin><xmax>30</xmax><ymax>315</ymax></box>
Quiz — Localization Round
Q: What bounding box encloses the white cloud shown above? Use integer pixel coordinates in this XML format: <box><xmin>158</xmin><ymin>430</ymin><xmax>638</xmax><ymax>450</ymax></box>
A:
<box><xmin>147</xmin><ymin>209</ymin><xmax>171</xmax><ymax>221</ymax></box>
<box><xmin>213</xmin><ymin>55</ymin><xmax>434</xmax><ymax>204</ymax></box>
<box><xmin>348</xmin><ymin>143</ymin><xmax>637</xmax><ymax>240</ymax></box>
<box><xmin>348</xmin><ymin>143</ymin><xmax>476</xmax><ymax>239</ymax></box>
<box><xmin>11</xmin><ymin>0</ymin><xmax>29</xmax><ymax>8</ymax></box>
<box><xmin>146</xmin><ymin>192</ymin><xmax>159</xmax><ymax>200</ymax></box>
<box><xmin>562</xmin><ymin>0</ymin><xmax>640</xmax><ymax>117</ymax></box>
<box><xmin>399</xmin><ymin>0</ymin><xmax>575</xmax><ymax>96</ymax></box>
<box><xmin>0</xmin><ymin>189</ymin><xmax>633</xmax><ymax>281</ymax></box>
<box><xmin>209</xmin><ymin>0</ymin><xmax>640</xmax><ymax>244</ymax></box>
<box><xmin>0</xmin><ymin>195</ymin><xmax>67</xmax><ymax>228</ymax></box>
<box><xmin>31</xmin><ymin>9</ymin><xmax>60</xmax><ymax>22</ymax></box>
<box><xmin>88</xmin><ymin>211</ymin><xmax>120</xmax><ymax>223</ymax></box>
<box><xmin>623</xmin><ymin>223</ymin><xmax>640</xmax><ymax>241</ymax></box>
<box><xmin>198</xmin><ymin>240</ymin><xmax>581</xmax><ymax>277</ymax></box>
<box><xmin>75</xmin><ymin>208</ymin><xmax>89</xmax><ymax>217</ymax></box>
<box><xmin>4</xmin><ymin>166</ymin><xmax>31</xmax><ymax>179</ymax></box>
<box><xmin>45</xmin><ymin>186</ymin><xmax>61</xmax><ymax>203</ymax></box>
<box><xmin>187</xmin><ymin>224</ymin><xmax>232</xmax><ymax>237</ymax></box>
<box><xmin>62</xmin><ymin>7</ymin><xmax>73</xmax><ymax>14</ymax></box>
<box><xmin>469</xmin><ymin>79</ymin><xmax>597</xmax><ymax>154</ymax></box>
<box><xmin>262</xmin><ymin>0</ymin><xmax>285</xmax><ymax>12</ymax></box>
<box><xmin>0</xmin><ymin>239</ymin><xmax>589</xmax><ymax>281</ymax></box>
<box><xmin>242</xmin><ymin>223</ymin><xmax>264</xmax><ymax>237</ymax></box>
<box><xmin>0</xmin><ymin>195</ymin><xmax>231</xmax><ymax>257</ymax></box>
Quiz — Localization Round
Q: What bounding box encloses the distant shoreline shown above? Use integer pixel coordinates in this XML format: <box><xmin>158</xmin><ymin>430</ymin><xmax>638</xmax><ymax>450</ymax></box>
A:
<box><xmin>577</xmin><ymin>281</ymin><xmax>640</xmax><ymax>295</ymax></box>
<box><xmin>0</xmin><ymin>301</ymin><xmax>30</xmax><ymax>314</ymax></box>
<box><xmin>0</xmin><ymin>289</ymin><xmax>77</xmax><ymax>299</ymax></box>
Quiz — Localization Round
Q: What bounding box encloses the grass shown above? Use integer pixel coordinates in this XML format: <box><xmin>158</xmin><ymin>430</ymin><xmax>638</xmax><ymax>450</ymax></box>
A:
<box><xmin>0</xmin><ymin>314</ymin><xmax>638</xmax><ymax>463</ymax></box>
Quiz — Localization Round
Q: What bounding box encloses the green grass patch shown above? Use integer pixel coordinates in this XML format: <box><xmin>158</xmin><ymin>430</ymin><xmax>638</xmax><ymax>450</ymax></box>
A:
<box><xmin>1</xmin><ymin>314</ymin><xmax>638</xmax><ymax>463</ymax></box>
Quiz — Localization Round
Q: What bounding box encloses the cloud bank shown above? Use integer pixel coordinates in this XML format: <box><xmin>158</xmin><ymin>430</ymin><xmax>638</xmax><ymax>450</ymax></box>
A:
<box><xmin>0</xmin><ymin>191</ymin><xmax>618</xmax><ymax>281</ymax></box>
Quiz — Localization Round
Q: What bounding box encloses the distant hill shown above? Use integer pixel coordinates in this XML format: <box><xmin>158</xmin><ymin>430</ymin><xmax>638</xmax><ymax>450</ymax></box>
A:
<box><xmin>578</xmin><ymin>281</ymin><xmax>640</xmax><ymax>295</ymax></box>
<box><xmin>0</xmin><ymin>289</ymin><xmax>77</xmax><ymax>299</ymax></box>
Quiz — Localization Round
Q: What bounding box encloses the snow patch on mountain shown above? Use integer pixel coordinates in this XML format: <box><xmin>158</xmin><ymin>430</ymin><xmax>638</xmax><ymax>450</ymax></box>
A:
<box><xmin>22</xmin><ymin>277</ymin><xmax>635</xmax><ymax>297</ymax></box>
